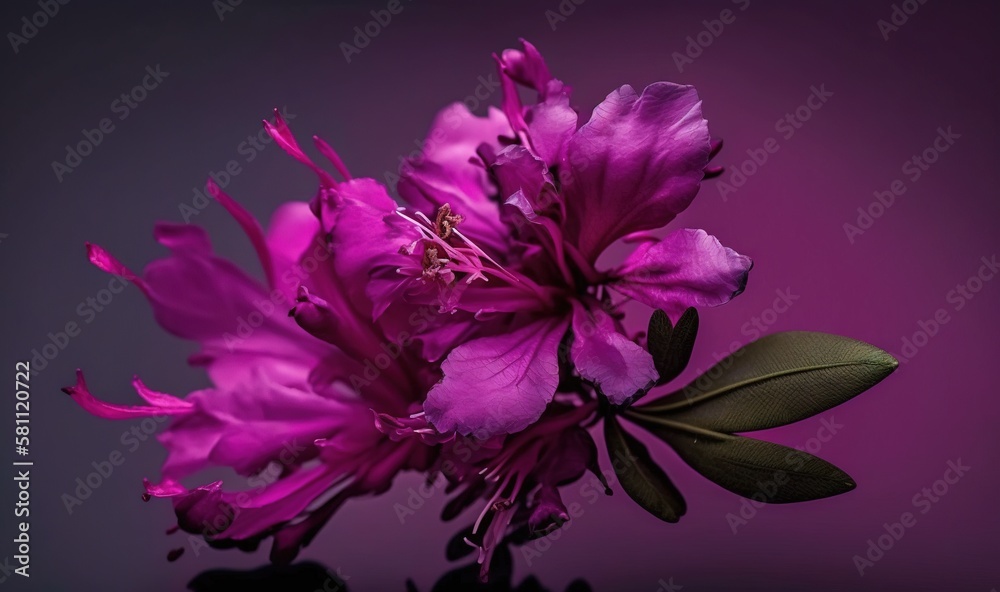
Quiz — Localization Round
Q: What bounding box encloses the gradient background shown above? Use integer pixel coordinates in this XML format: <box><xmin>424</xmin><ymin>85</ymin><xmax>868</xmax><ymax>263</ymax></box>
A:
<box><xmin>1</xmin><ymin>0</ymin><xmax>998</xmax><ymax>590</ymax></box>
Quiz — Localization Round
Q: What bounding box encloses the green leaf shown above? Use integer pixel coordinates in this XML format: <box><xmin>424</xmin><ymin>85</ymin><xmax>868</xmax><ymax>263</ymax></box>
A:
<box><xmin>647</xmin><ymin>308</ymin><xmax>699</xmax><ymax>386</ymax></box>
<box><xmin>634</xmin><ymin>331</ymin><xmax>898</xmax><ymax>432</ymax></box>
<box><xmin>627</xmin><ymin>413</ymin><xmax>855</xmax><ymax>503</ymax></box>
<box><xmin>604</xmin><ymin>414</ymin><xmax>686</xmax><ymax>522</ymax></box>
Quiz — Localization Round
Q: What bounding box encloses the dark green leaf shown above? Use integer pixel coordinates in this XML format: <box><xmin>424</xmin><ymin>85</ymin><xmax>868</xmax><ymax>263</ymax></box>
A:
<box><xmin>647</xmin><ymin>308</ymin><xmax>699</xmax><ymax>386</ymax></box>
<box><xmin>647</xmin><ymin>309</ymin><xmax>673</xmax><ymax>362</ymax></box>
<box><xmin>627</xmin><ymin>413</ymin><xmax>855</xmax><ymax>503</ymax></box>
<box><xmin>604</xmin><ymin>414</ymin><xmax>686</xmax><ymax>522</ymax></box>
<box><xmin>635</xmin><ymin>331</ymin><xmax>898</xmax><ymax>432</ymax></box>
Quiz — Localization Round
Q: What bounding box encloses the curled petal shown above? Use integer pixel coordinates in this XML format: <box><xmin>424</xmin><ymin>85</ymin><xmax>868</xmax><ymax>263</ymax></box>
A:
<box><xmin>263</xmin><ymin>108</ymin><xmax>337</xmax><ymax>188</ymax></box>
<box><xmin>611</xmin><ymin>228</ymin><xmax>752</xmax><ymax>318</ymax></box>
<box><xmin>570</xmin><ymin>303</ymin><xmax>658</xmax><ymax>405</ymax></box>
<box><xmin>86</xmin><ymin>243</ymin><xmax>148</xmax><ymax>296</ymax></box>
<box><xmin>528</xmin><ymin>485</ymin><xmax>569</xmax><ymax>538</ymax></box>
<box><xmin>500</xmin><ymin>39</ymin><xmax>553</xmax><ymax>95</ymax></box>
<box><xmin>62</xmin><ymin>370</ymin><xmax>192</xmax><ymax>420</ymax></box>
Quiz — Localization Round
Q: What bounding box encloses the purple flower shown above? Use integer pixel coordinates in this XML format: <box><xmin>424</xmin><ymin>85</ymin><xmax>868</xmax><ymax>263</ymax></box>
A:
<box><xmin>64</xmin><ymin>39</ymin><xmax>751</xmax><ymax>577</ymax></box>
<box><xmin>66</xmin><ymin>149</ymin><xmax>434</xmax><ymax>562</ymax></box>
<box><xmin>326</xmin><ymin>39</ymin><xmax>752</xmax><ymax>438</ymax></box>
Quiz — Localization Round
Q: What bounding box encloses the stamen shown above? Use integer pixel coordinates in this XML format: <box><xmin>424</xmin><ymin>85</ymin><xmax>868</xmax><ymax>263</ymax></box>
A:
<box><xmin>420</xmin><ymin>244</ymin><xmax>451</xmax><ymax>282</ymax></box>
<box><xmin>434</xmin><ymin>203</ymin><xmax>464</xmax><ymax>239</ymax></box>
<box><xmin>393</xmin><ymin>208</ymin><xmax>552</xmax><ymax>309</ymax></box>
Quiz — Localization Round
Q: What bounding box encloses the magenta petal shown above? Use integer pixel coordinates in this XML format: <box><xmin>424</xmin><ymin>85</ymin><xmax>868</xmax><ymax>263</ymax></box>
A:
<box><xmin>86</xmin><ymin>243</ymin><xmax>148</xmax><ymax>295</ymax></box>
<box><xmin>497</xmin><ymin>40</ymin><xmax>576</xmax><ymax>166</ymax></box>
<box><xmin>206</xmin><ymin>178</ymin><xmax>275</xmax><ymax>288</ymax></box>
<box><xmin>492</xmin><ymin>145</ymin><xmax>558</xmax><ymax>218</ymax></box>
<box><xmin>563</xmin><ymin>83</ymin><xmax>712</xmax><ymax>262</ymax></box>
<box><xmin>159</xmin><ymin>376</ymin><xmax>364</xmax><ymax>478</ymax></box>
<box><xmin>500</xmin><ymin>39</ymin><xmax>553</xmax><ymax>94</ymax></box>
<box><xmin>132</xmin><ymin>376</ymin><xmax>194</xmax><ymax>410</ymax></box>
<box><xmin>147</xmin><ymin>462</ymin><xmax>342</xmax><ymax>542</ymax></box>
<box><xmin>144</xmin><ymin>479</ymin><xmax>233</xmax><ymax>535</ymax></box>
<box><xmin>423</xmin><ymin>317</ymin><xmax>569</xmax><ymax>437</ymax></box>
<box><xmin>325</xmin><ymin>179</ymin><xmax>423</xmax><ymax>318</ymax></box>
<box><xmin>570</xmin><ymin>303</ymin><xmax>657</xmax><ymax>405</ymax></box>
<box><xmin>612</xmin><ymin>228</ymin><xmax>752</xmax><ymax>318</ymax></box>
<box><xmin>63</xmin><ymin>370</ymin><xmax>192</xmax><ymax>420</ymax></box>
<box><xmin>264</xmin><ymin>202</ymin><xmax>323</xmax><ymax>302</ymax></box>
<box><xmin>526</xmin><ymin>87</ymin><xmax>577</xmax><ymax>166</ymax></box>
<box><xmin>263</xmin><ymin>108</ymin><xmax>337</xmax><ymax>188</ymax></box>
<box><xmin>141</xmin><ymin>223</ymin><xmax>326</xmax><ymax>384</ymax></box>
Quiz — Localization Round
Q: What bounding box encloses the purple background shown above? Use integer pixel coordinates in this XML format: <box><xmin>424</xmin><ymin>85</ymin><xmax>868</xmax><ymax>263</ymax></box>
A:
<box><xmin>1</xmin><ymin>0</ymin><xmax>998</xmax><ymax>590</ymax></box>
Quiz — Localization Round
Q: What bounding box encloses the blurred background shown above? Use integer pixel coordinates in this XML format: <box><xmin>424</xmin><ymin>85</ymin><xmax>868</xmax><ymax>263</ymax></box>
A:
<box><xmin>1</xmin><ymin>0</ymin><xmax>998</xmax><ymax>590</ymax></box>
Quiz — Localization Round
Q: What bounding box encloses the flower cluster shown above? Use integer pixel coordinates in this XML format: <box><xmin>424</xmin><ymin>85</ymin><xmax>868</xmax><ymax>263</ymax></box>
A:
<box><xmin>66</xmin><ymin>40</ymin><xmax>751</xmax><ymax>579</ymax></box>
